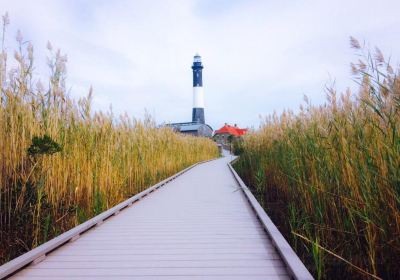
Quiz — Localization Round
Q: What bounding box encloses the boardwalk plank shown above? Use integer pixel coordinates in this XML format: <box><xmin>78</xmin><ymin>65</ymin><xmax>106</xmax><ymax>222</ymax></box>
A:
<box><xmin>30</xmin><ymin>259</ymin><xmax>285</xmax><ymax>269</ymax></box>
<box><xmin>41</xmin><ymin>253</ymin><xmax>282</xmax><ymax>261</ymax></box>
<box><xmin>11</xmin><ymin>276</ymin><xmax>291</xmax><ymax>280</ymax></box>
<box><xmin>16</xmin><ymin>267</ymin><xmax>289</xmax><ymax>277</ymax></box>
<box><xmin>58</xmin><ymin>242</ymin><xmax>274</xmax><ymax>249</ymax></box>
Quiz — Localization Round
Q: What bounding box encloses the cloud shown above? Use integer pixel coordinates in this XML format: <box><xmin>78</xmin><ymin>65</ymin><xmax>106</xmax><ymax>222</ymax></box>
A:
<box><xmin>1</xmin><ymin>0</ymin><xmax>399</xmax><ymax>129</ymax></box>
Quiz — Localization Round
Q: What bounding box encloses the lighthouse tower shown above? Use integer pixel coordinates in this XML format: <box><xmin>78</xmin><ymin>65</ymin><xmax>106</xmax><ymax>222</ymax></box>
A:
<box><xmin>192</xmin><ymin>54</ymin><xmax>205</xmax><ymax>124</ymax></box>
<box><xmin>166</xmin><ymin>53</ymin><xmax>212</xmax><ymax>137</ymax></box>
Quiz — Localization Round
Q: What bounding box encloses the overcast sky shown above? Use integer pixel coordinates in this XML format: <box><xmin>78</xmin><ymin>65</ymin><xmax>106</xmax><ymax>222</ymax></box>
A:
<box><xmin>1</xmin><ymin>0</ymin><xmax>399</xmax><ymax>129</ymax></box>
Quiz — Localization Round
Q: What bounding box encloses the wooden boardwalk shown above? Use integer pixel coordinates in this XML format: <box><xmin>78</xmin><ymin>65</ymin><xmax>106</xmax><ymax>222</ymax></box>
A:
<box><xmin>2</xmin><ymin>152</ymin><xmax>313</xmax><ymax>279</ymax></box>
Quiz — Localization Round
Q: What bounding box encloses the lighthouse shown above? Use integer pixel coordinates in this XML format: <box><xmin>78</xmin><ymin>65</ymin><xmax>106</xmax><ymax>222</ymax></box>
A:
<box><xmin>192</xmin><ymin>54</ymin><xmax>205</xmax><ymax>124</ymax></box>
<box><xmin>166</xmin><ymin>53</ymin><xmax>212</xmax><ymax>137</ymax></box>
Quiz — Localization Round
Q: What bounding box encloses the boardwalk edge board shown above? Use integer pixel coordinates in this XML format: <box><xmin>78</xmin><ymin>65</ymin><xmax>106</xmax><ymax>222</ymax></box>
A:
<box><xmin>227</xmin><ymin>160</ymin><xmax>314</xmax><ymax>280</ymax></box>
<box><xmin>0</xmin><ymin>158</ymin><xmax>216</xmax><ymax>279</ymax></box>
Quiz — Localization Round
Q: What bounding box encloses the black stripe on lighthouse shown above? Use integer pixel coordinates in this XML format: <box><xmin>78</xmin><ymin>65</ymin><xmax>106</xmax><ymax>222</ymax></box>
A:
<box><xmin>193</xmin><ymin>66</ymin><xmax>203</xmax><ymax>86</ymax></box>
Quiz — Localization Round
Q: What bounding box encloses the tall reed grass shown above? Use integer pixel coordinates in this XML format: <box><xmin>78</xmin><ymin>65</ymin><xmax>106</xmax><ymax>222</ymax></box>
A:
<box><xmin>234</xmin><ymin>38</ymin><xmax>400</xmax><ymax>279</ymax></box>
<box><xmin>0</xmin><ymin>14</ymin><xmax>218</xmax><ymax>264</ymax></box>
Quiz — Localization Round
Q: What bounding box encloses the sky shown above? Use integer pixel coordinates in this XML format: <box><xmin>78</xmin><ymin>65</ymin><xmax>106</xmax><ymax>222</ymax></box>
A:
<box><xmin>1</xmin><ymin>0</ymin><xmax>399</xmax><ymax>129</ymax></box>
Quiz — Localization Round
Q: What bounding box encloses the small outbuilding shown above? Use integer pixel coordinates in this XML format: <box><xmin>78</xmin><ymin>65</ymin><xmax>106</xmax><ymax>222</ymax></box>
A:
<box><xmin>167</xmin><ymin>122</ymin><xmax>213</xmax><ymax>137</ymax></box>
<box><xmin>213</xmin><ymin>123</ymin><xmax>247</xmax><ymax>145</ymax></box>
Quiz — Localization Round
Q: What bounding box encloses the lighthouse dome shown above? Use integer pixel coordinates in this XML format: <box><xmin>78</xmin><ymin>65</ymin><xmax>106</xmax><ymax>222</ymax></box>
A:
<box><xmin>194</xmin><ymin>53</ymin><xmax>201</xmax><ymax>63</ymax></box>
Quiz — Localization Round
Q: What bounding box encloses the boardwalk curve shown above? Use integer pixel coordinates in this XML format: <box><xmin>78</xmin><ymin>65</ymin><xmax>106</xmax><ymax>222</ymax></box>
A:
<box><xmin>1</xmin><ymin>152</ymin><xmax>313</xmax><ymax>280</ymax></box>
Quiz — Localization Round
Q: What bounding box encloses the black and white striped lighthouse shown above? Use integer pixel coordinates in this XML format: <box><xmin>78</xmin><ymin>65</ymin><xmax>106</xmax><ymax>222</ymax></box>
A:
<box><xmin>192</xmin><ymin>54</ymin><xmax>205</xmax><ymax>124</ymax></box>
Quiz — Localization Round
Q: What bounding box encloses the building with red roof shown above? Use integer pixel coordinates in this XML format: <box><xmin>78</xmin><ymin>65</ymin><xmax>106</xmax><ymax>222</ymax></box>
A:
<box><xmin>213</xmin><ymin>123</ymin><xmax>248</xmax><ymax>145</ymax></box>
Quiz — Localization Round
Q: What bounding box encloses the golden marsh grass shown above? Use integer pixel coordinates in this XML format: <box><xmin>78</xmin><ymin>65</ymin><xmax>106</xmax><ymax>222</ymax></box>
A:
<box><xmin>234</xmin><ymin>38</ymin><xmax>400</xmax><ymax>279</ymax></box>
<box><xmin>0</xmin><ymin>15</ymin><xmax>218</xmax><ymax>264</ymax></box>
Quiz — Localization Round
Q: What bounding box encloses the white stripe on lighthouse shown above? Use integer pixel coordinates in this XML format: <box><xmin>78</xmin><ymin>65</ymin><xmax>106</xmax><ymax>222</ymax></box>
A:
<box><xmin>193</xmin><ymin>86</ymin><xmax>204</xmax><ymax>108</ymax></box>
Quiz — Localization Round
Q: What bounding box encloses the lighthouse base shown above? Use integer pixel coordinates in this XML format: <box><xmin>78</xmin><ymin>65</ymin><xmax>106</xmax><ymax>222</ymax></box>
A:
<box><xmin>192</xmin><ymin>108</ymin><xmax>205</xmax><ymax>124</ymax></box>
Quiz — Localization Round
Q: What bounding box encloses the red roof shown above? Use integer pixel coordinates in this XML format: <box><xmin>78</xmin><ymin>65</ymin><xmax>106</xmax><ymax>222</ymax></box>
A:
<box><xmin>214</xmin><ymin>124</ymin><xmax>248</xmax><ymax>137</ymax></box>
